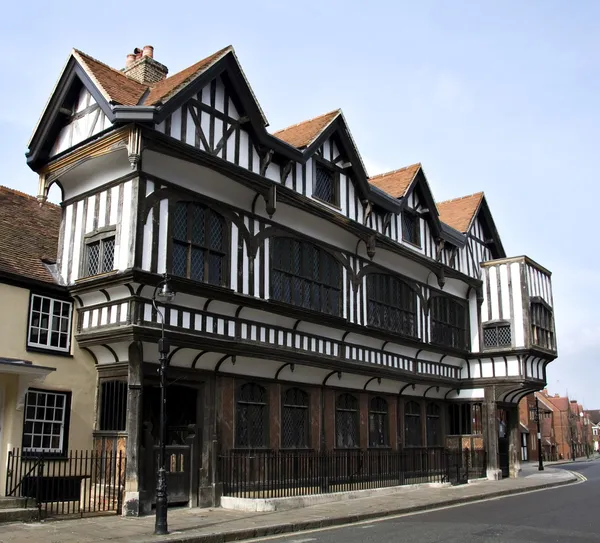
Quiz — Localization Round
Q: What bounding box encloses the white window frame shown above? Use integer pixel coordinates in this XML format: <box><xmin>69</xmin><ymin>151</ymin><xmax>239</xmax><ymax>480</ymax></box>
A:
<box><xmin>27</xmin><ymin>294</ymin><xmax>72</xmax><ymax>353</ymax></box>
<box><xmin>22</xmin><ymin>390</ymin><xmax>69</xmax><ymax>454</ymax></box>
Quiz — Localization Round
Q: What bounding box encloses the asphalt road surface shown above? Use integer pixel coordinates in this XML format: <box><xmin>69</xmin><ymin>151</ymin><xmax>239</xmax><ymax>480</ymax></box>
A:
<box><xmin>254</xmin><ymin>462</ymin><xmax>600</xmax><ymax>543</ymax></box>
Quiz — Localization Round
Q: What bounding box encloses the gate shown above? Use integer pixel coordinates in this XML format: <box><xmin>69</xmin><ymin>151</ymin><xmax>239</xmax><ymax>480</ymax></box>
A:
<box><xmin>5</xmin><ymin>448</ymin><xmax>125</xmax><ymax>518</ymax></box>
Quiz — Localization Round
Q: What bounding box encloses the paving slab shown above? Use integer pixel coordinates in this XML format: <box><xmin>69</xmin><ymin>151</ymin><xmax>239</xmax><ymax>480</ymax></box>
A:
<box><xmin>0</xmin><ymin>467</ymin><xmax>578</xmax><ymax>543</ymax></box>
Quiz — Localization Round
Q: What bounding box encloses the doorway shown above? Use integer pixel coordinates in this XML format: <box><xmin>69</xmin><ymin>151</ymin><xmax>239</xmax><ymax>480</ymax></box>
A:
<box><xmin>142</xmin><ymin>384</ymin><xmax>200</xmax><ymax>505</ymax></box>
<box><xmin>497</xmin><ymin>408</ymin><xmax>509</xmax><ymax>478</ymax></box>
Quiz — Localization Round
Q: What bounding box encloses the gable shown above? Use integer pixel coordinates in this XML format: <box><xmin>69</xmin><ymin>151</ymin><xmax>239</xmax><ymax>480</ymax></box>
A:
<box><xmin>50</xmin><ymin>85</ymin><xmax>112</xmax><ymax>157</ymax></box>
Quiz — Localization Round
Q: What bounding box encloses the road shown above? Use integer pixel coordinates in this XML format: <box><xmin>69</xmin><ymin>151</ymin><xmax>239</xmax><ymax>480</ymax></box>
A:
<box><xmin>254</xmin><ymin>462</ymin><xmax>600</xmax><ymax>543</ymax></box>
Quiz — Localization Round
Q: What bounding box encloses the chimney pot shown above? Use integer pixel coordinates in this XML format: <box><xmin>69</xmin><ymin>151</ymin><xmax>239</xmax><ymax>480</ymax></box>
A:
<box><xmin>126</xmin><ymin>53</ymin><xmax>136</xmax><ymax>68</ymax></box>
<box><xmin>143</xmin><ymin>45</ymin><xmax>154</xmax><ymax>58</ymax></box>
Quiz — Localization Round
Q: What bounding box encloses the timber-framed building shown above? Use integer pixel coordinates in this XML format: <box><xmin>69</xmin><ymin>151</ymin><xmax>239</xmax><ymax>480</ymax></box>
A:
<box><xmin>24</xmin><ymin>44</ymin><xmax>557</xmax><ymax>514</ymax></box>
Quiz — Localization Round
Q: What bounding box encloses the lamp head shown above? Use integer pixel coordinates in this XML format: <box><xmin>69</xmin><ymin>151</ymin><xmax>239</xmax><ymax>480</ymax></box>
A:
<box><xmin>156</xmin><ymin>277</ymin><xmax>175</xmax><ymax>303</ymax></box>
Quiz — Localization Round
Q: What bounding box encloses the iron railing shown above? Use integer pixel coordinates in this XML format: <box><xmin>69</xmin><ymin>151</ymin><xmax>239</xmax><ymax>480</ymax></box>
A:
<box><xmin>5</xmin><ymin>448</ymin><xmax>126</xmax><ymax>518</ymax></box>
<box><xmin>219</xmin><ymin>447</ymin><xmax>483</xmax><ymax>499</ymax></box>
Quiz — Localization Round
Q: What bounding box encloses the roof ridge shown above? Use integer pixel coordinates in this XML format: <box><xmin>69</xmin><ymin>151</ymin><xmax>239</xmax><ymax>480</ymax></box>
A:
<box><xmin>0</xmin><ymin>185</ymin><xmax>60</xmax><ymax>208</ymax></box>
<box><xmin>73</xmin><ymin>49</ymin><xmax>147</xmax><ymax>88</ymax></box>
<box><xmin>369</xmin><ymin>163</ymin><xmax>421</xmax><ymax>180</ymax></box>
<box><xmin>437</xmin><ymin>191</ymin><xmax>484</xmax><ymax>205</ymax></box>
<box><xmin>273</xmin><ymin>109</ymin><xmax>341</xmax><ymax>135</ymax></box>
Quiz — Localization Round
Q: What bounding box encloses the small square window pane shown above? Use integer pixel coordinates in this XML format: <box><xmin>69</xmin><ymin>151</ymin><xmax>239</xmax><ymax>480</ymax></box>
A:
<box><xmin>32</xmin><ymin>296</ymin><xmax>41</xmax><ymax>311</ymax></box>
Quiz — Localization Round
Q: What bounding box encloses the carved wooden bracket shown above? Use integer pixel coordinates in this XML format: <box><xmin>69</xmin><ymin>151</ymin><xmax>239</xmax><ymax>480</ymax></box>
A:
<box><xmin>259</xmin><ymin>185</ymin><xmax>277</xmax><ymax>218</ymax></box>
<box><xmin>127</xmin><ymin>125</ymin><xmax>143</xmax><ymax>170</ymax></box>
<box><xmin>280</xmin><ymin>160</ymin><xmax>293</xmax><ymax>184</ymax></box>
<box><xmin>362</xmin><ymin>200</ymin><xmax>373</xmax><ymax>226</ymax></box>
<box><xmin>259</xmin><ymin>148</ymin><xmax>274</xmax><ymax>177</ymax></box>
<box><xmin>382</xmin><ymin>213</ymin><xmax>393</xmax><ymax>235</ymax></box>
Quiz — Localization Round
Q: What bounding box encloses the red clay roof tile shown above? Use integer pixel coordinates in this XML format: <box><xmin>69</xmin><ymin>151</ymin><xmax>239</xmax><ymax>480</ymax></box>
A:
<box><xmin>436</xmin><ymin>192</ymin><xmax>484</xmax><ymax>233</ymax></box>
<box><xmin>368</xmin><ymin>163</ymin><xmax>421</xmax><ymax>198</ymax></box>
<box><xmin>0</xmin><ymin>186</ymin><xmax>61</xmax><ymax>285</ymax></box>
<box><xmin>273</xmin><ymin>110</ymin><xmax>340</xmax><ymax>148</ymax></box>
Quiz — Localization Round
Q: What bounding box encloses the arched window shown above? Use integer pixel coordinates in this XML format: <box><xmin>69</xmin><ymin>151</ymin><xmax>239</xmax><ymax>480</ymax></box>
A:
<box><xmin>369</xmin><ymin>397</ymin><xmax>389</xmax><ymax>447</ymax></box>
<box><xmin>426</xmin><ymin>403</ymin><xmax>441</xmax><ymax>447</ymax></box>
<box><xmin>271</xmin><ymin>237</ymin><xmax>341</xmax><ymax>316</ymax></box>
<box><xmin>404</xmin><ymin>401</ymin><xmax>422</xmax><ymax>447</ymax></box>
<box><xmin>235</xmin><ymin>383</ymin><xmax>268</xmax><ymax>448</ymax></box>
<box><xmin>282</xmin><ymin>388</ymin><xmax>309</xmax><ymax>448</ymax></box>
<box><xmin>367</xmin><ymin>274</ymin><xmax>418</xmax><ymax>337</ymax></box>
<box><xmin>171</xmin><ymin>202</ymin><xmax>227</xmax><ymax>286</ymax></box>
<box><xmin>336</xmin><ymin>393</ymin><xmax>359</xmax><ymax>448</ymax></box>
<box><xmin>430</xmin><ymin>296</ymin><xmax>467</xmax><ymax>350</ymax></box>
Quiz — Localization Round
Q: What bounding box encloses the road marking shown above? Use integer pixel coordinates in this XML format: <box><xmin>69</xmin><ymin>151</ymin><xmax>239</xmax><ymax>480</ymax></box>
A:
<box><xmin>288</xmin><ymin>539</ymin><xmax>316</xmax><ymax>543</ymax></box>
<box><xmin>567</xmin><ymin>470</ymin><xmax>587</xmax><ymax>482</ymax></box>
<box><xmin>360</xmin><ymin>525</ymin><xmax>375</xmax><ymax>528</ymax></box>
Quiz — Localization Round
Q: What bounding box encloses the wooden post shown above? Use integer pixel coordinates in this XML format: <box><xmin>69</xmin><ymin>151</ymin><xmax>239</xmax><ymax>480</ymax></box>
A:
<box><xmin>484</xmin><ymin>386</ymin><xmax>501</xmax><ymax>480</ymax></box>
<box><xmin>123</xmin><ymin>341</ymin><xmax>146</xmax><ymax>515</ymax></box>
<box><xmin>199</xmin><ymin>376</ymin><xmax>219</xmax><ymax>507</ymax></box>
<box><xmin>508</xmin><ymin>405</ymin><xmax>521</xmax><ymax>478</ymax></box>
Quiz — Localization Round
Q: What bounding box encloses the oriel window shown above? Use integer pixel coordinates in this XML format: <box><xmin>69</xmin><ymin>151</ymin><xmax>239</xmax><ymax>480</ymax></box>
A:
<box><xmin>430</xmin><ymin>296</ymin><xmax>468</xmax><ymax>350</ymax></box>
<box><xmin>171</xmin><ymin>202</ymin><xmax>227</xmax><ymax>286</ymax></box>
<box><xmin>367</xmin><ymin>274</ymin><xmax>418</xmax><ymax>338</ymax></box>
<box><xmin>85</xmin><ymin>236</ymin><xmax>115</xmax><ymax>277</ymax></box>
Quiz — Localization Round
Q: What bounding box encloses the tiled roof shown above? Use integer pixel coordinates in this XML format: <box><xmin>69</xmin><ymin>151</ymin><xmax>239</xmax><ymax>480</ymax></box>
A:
<box><xmin>369</xmin><ymin>163</ymin><xmax>421</xmax><ymax>198</ymax></box>
<box><xmin>73</xmin><ymin>46</ymin><xmax>233</xmax><ymax>107</ymax></box>
<box><xmin>145</xmin><ymin>46</ymin><xmax>232</xmax><ymax>105</ymax></box>
<box><xmin>0</xmin><ymin>187</ymin><xmax>61</xmax><ymax>285</ymax></box>
<box><xmin>436</xmin><ymin>192</ymin><xmax>484</xmax><ymax>233</ymax></box>
<box><xmin>73</xmin><ymin>50</ymin><xmax>147</xmax><ymax>106</ymax></box>
<box><xmin>273</xmin><ymin>110</ymin><xmax>340</xmax><ymax>148</ymax></box>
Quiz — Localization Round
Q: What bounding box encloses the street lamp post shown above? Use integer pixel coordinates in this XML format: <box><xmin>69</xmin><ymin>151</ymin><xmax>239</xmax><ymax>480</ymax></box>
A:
<box><xmin>152</xmin><ymin>274</ymin><xmax>175</xmax><ymax>536</ymax></box>
<box><xmin>534</xmin><ymin>396</ymin><xmax>544</xmax><ymax>471</ymax></box>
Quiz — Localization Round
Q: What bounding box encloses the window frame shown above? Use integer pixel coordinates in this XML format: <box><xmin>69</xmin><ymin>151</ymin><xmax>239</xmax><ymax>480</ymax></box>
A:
<box><xmin>448</xmin><ymin>402</ymin><xmax>482</xmax><ymax>435</ymax></box>
<box><xmin>335</xmin><ymin>393</ymin><xmax>360</xmax><ymax>449</ymax></box>
<box><xmin>426</xmin><ymin>403</ymin><xmax>442</xmax><ymax>447</ymax></box>
<box><xmin>312</xmin><ymin>160</ymin><xmax>340</xmax><ymax>208</ymax></box>
<box><xmin>82</xmin><ymin>227</ymin><xmax>116</xmax><ymax>278</ymax></box>
<box><xmin>482</xmin><ymin>320</ymin><xmax>512</xmax><ymax>349</ymax></box>
<box><xmin>26</xmin><ymin>293</ymin><xmax>73</xmax><ymax>354</ymax></box>
<box><xmin>366</xmin><ymin>273</ymin><xmax>419</xmax><ymax>338</ymax></box>
<box><xmin>235</xmin><ymin>382</ymin><xmax>269</xmax><ymax>449</ymax></box>
<box><xmin>281</xmin><ymin>387</ymin><xmax>310</xmax><ymax>449</ymax></box>
<box><xmin>21</xmin><ymin>388</ymin><xmax>72</xmax><ymax>458</ymax></box>
<box><xmin>270</xmin><ymin>236</ymin><xmax>342</xmax><ymax>316</ymax></box>
<box><xmin>430</xmin><ymin>295</ymin><xmax>468</xmax><ymax>351</ymax></box>
<box><xmin>97</xmin><ymin>379</ymin><xmax>128</xmax><ymax>432</ymax></box>
<box><xmin>169</xmin><ymin>201</ymin><xmax>230</xmax><ymax>288</ymax></box>
<box><xmin>404</xmin><ymin>400</ymin><xmax>422</xmax><ymax>447</ymax></box>
<box><xmin>530</xmin><ymin>299</ymin><xmax>555</xmax><ymax>351</ymax></box>
<box><xmin>401</xmin><ymin>208</ymin><xmax>421</xmax><ymax>247</ymax></box>
<box><xmin>368</xmin><ymin>396</ymin><xmax>389</xmax><ymax>448</ymax></box>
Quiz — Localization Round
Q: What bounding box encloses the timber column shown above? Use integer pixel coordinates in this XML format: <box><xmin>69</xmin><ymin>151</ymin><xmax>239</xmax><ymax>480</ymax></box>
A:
<box><xmin>484</xmin><ymin>386</ymin><xmax>501</xmax><ymax>480</ymax></box>
<box><xmin>508</xmin><ymin>405</ymin><xmax>521</xmax><ymax>478</ymax></box>
<box><xmin>123</xmin><ymin>341</ymin><xmax>146</xmax><ymax>515</ymax></box>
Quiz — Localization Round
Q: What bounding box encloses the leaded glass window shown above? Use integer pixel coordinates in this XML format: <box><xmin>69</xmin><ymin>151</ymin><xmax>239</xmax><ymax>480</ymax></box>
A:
<box><xmin>531</xmin><ymin>302</ymin><xmax>554</xmax><ymax>350</ymax></box>
<box><xmin>402</xmin><ymin>210</ymin><xmax>420</xmax><ymax>246</ymax></box>
<box><xmin>171</xmin><ymin>202</ymin><xmax>227</xmax><ymax>286</ymax></box>
<box><xmin>314</xmin><ymin>164</ymin><xmax>338</xmax><ymax>206</ymax></box>
<box><xmin>367</xmin><ymin>274</ymin><xmax>418</xmax><ymax>337</ymax></box>
<box><xmin>336</xmin><ymin>393</ymin><xmax>359</xmax><ymax>448</ymax></box>
<box><xmin>27</xmin><ymin>294</ymin><xmax>72</xmax><ymax>352</ymax></box>
<box><xmin>85</xmin><ymin>236</ymin><xmax>115</xmax><ymax>276</ymax></box>
<box><xmin>282</xmin><ymin>388</ymin><xmax>309</xmax><ymax>448</ymax></box>
<box><xmin>369</xmin><ymin>396</ymin><xmax>389</xmax><ymax>447</ymax></box>
<box><xmin>271</xmin><ymin>237</ymin><xmax>341</xmax><ymax>316</ymax></box>
<box><xmin>483</xmin><ymin>323</ymin><xmax>512</xmax><ymax>348</ymax></box>
<box><xmin>235</xmin><ymin>383</ymin><xmax>268</xmax><ymax>448</ymax></box>
<box><xmin>22</xmin><ymin>389</ymin><xmax>70</xmax><ymax>455</ymax></box>
<box><xmin>430</xmin><ymin>296</ymin><xmax>468</xmax><ymax>350</ymax></box>
<box><xmin>404</xmin><ymin>401</ymin><xmax>422</xmax><ymax>447</ymax></box>
<box><xmin>426</xmin><ymin>403</ymin><xmax>441</xmax><ymax>447</ymax></box>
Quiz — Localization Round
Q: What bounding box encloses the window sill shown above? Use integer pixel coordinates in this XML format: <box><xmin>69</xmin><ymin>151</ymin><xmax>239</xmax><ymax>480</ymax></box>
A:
<box><xmin>401</xmin><ymin>238</ymin><xmax>422</xmax><ymax>250</ymax></box>
<box><xmin>75</xmin><ymin>270</ymin><xmax>119</xmax><ymax>284</ymax></box>
<box><xmin>312</xmin><ymin>195</ymin><xmax>341</xmax><ymax>211</ymax></box>
<box><xmin>26</xmin><ymin>345</ymin><xmax>73</xmax><ymax>358</ymax></box>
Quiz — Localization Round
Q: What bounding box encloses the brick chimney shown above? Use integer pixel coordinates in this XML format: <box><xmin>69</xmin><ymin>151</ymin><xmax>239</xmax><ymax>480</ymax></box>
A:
<box><xmin>122</xmin><ymin>46</ymin><xmax>168</xmax><ymax>85</ymax></box>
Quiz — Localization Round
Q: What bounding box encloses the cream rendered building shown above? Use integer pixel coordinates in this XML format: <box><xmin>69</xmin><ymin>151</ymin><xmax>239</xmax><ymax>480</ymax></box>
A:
<box><xmin>0</xmin><ymin>186</ymin><xmax>96</xmax><ymax>496</ymax></box>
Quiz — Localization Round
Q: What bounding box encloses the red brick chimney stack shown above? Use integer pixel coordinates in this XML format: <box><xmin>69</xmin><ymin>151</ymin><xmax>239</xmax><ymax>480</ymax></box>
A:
<box><xmin>122</xmin><ymin>45</ymin><xmax>168</xmax><ymax>85</ymax></box>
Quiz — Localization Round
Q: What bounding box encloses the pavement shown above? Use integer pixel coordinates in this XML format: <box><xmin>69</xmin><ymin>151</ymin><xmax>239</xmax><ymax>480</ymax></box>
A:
<box><xmin>0</xmin><ymin>462</ymin><xmax>585</xmax><ymax>543</ymax></box>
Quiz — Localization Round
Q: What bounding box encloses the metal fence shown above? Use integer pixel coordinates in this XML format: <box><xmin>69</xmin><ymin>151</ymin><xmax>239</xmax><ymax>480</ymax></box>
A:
<box><xmin>5</xmin><ymin>448</ymin><xmax>126</xmax><ymax>518</ymax></box>
<box><xmin>219</xmin><ymin>447</ymin><xmax>483</xmax><ymax>499</ymax></box>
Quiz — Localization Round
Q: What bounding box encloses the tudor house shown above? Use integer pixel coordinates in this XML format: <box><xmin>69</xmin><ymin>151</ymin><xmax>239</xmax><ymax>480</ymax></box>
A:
<box><xmin>24</xmin><ymin>44</ymin><xmax>557</xmax><ymax>514</ymax></box>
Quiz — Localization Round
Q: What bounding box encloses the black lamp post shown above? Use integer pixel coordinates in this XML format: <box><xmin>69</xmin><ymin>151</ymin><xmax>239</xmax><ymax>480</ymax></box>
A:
<box><xmin>152</xmin><ymin>274</ymin><xmax>175</xmax><ymax>536</ymax></box>
<box><xmin>534</xmin><ymin>396</ymin><xmax>544</xmax><ymax>471</ymax></box>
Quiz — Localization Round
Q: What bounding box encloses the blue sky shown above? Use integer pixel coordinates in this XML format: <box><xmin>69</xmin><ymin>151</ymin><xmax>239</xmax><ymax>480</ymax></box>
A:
<box><xmin>1</xmin><ymin>1</ymin><xmax>597</xmax><ymax>405</ymax></box>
